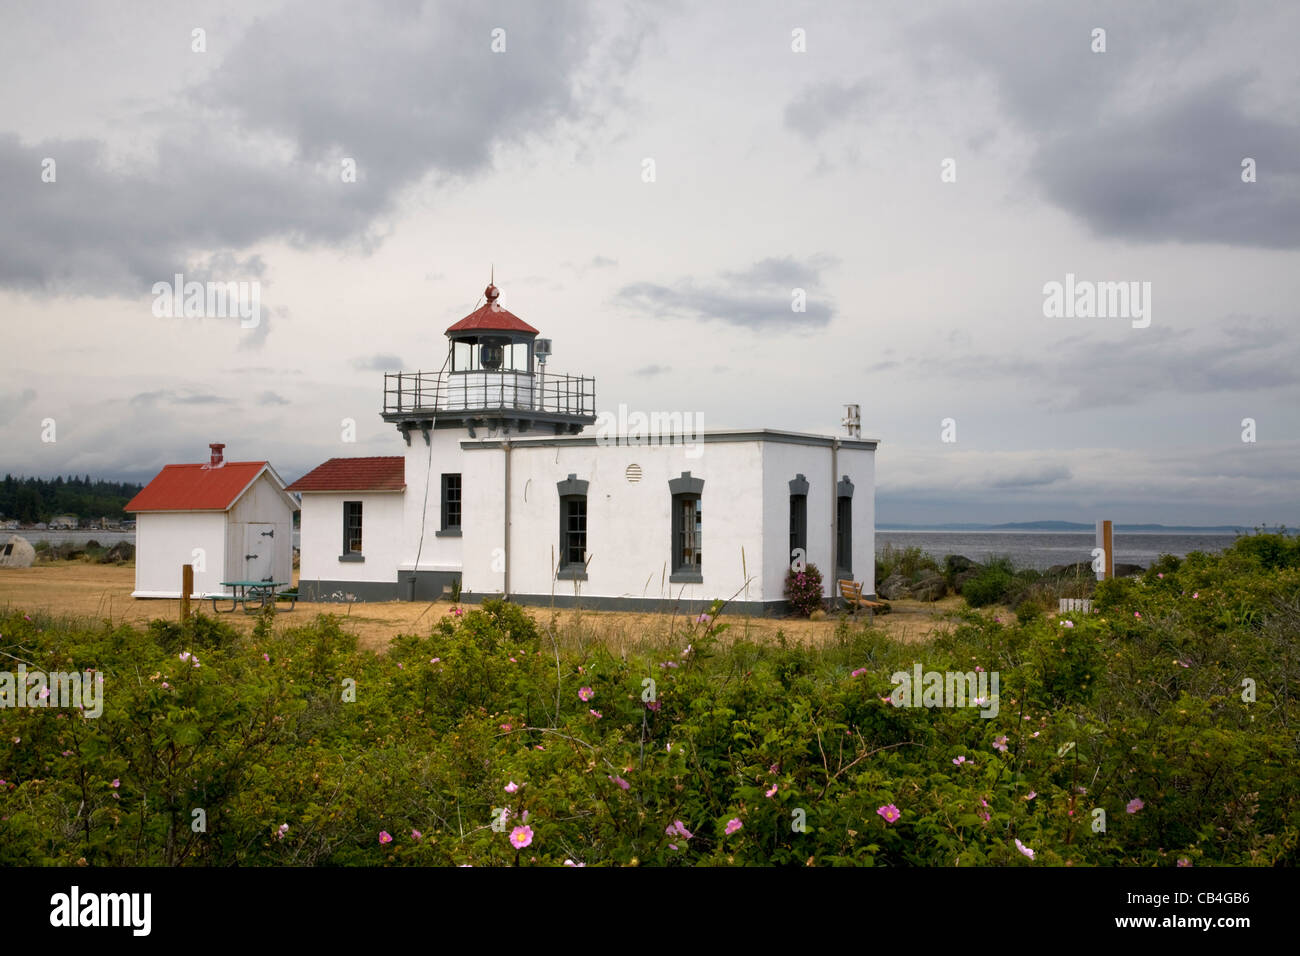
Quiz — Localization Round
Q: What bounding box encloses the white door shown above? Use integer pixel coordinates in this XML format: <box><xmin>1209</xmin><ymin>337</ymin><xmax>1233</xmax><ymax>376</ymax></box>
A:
<box><xmin>243</xmin><ymin>524</ymin><xmax>275</xmax><ymax>582</ymax></box>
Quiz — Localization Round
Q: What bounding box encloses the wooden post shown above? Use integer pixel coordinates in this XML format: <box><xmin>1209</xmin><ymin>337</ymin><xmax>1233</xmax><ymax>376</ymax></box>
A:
<box><xmin>1095</xmin><ymin>520</ymin><xmax>1114</xmax><ymax>581</ymax></box>
<box><xmin>1104</xmin><ymin>520</ymin><xmax>1114</xmax><ymax>580</ymax></box>
<box><xmin>181</xmin><ymin>564</ymin><xmax>193</xmax><ymax>622</ymax></box>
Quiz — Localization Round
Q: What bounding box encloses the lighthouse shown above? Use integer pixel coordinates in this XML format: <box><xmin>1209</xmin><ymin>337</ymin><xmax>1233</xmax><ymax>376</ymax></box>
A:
<box><xmin>382</xmin><ymin>281</ymin><xmax>596</xmax><ymax>442</ymax></box>
<box><xmin>293</xmin><ymin>275</ymin><xmax>878</xmax><ymax>612</ymax></box>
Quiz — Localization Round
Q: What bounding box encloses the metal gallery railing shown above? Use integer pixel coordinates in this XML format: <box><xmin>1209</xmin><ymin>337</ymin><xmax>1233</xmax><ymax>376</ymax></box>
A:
<box><xmin>383</xmin><ymin>370</ymin><xmax>596</xmax><ymax>418</ymax></box>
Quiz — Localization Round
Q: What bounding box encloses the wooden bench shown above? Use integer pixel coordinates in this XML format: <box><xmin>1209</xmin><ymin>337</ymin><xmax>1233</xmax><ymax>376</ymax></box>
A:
<box><xmin>838</xmin><ymin>580</ymin><xmax>887</xmax><ymax>619</ymax></box>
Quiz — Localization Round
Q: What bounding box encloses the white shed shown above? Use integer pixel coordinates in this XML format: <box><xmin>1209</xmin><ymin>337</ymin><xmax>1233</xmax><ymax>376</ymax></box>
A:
<box><xmin>125</xmin><ymin>443</ymin><xmax>299</xmax><ymax>598</ymax></box>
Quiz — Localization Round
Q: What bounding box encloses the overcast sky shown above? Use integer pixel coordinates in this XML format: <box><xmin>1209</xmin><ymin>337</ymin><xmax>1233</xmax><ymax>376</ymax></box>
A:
<box><xmin>1</xmin><ymin>0</ymin><xmax>1296</xmax><ymax>525</ymax></box>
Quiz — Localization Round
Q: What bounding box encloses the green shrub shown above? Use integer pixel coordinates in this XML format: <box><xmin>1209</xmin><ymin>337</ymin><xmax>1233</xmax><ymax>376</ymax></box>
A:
<box><xmin>784</xmin><ymin>563</ymin><xmax>825</xmax><ymax>617</ymax></box>
<box><xmin>3</xmin><ymin>541</ymin><xmax>1298</xmax><ymax>868</ymax></box>
<box><xmin>877</xmin><ymin>543</ymin><xmax>940</xmax><ymax>581</ymax></box>
<box><xmin>1015</xmin><ymin>597</ymin><xmax>1043</xmax><ymax>624</ymax></box>
<box><xmin>963</xmin><ymin>565</ymin><xmax>1014</xmax><ymax>607</ymax></box>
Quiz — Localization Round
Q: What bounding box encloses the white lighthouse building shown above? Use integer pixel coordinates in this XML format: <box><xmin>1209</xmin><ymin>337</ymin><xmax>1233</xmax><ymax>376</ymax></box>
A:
<box><xmin>291</xmin><ymin>281</ymin><xmax>878</xmax><ymax>613</ymax></box>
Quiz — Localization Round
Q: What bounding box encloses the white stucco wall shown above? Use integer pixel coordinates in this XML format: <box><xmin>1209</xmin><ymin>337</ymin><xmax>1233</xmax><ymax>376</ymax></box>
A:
<box><xmin>460</xmin><ymin>437</ymin><xmax>768</xmax><ymax>603</ymax></box>
<box><xmin>298</xmin><ymin>490</ymin><xmax>406</xmax><ymax>585</ymax></box>
<box><xmin>398</xmin><ymin>429</ymin><xmax>468</xmax><ymax>577</ymax></box>
<box><xmin>133</xmin><ymin>511</ymin><xmax>227</xmax><ymax>597</ymax></box>
<box><xmin>298</xmin><ymin>428</ymin><xmax>877</xmax><ymax>607</ymax></box>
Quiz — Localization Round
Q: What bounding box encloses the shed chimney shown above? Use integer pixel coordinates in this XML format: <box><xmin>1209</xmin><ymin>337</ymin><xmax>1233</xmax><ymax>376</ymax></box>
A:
<box><xmin>208</xmin><ymin>443</ymin><xmax>225</xmax><ymax>467</ymax></box>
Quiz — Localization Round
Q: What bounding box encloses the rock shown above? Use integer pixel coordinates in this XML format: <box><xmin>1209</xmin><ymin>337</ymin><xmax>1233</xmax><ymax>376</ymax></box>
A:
<box><xmin>878</xmin><ymin>573</ymin><xmax>912</xmax><ymax>601</ymax></box>
<box><xmin>1113</xmin><ymin>563</ymin><xmax>1144</xmax><ymax>577</ymax></box>
<box><xmin>84</xmin><ymin>539</ymin><xmax>102</xmax><ymax>550</ymax></box>
<box><xmin>911</xmin><ymin>574</ymin><xmax>948</xmax><ymax>602</ymax></box>
<box><xmin>1046</xmin><ymin>562</ymin><xmax>1092</xmax><ymax>578</ymax></box>
<box><xmin>945</xmin><ymin>555</ymin><xmax>977</xmax><ymax>574</ymax></box>
<box><xmin>0</xmin><ymin>535</ymin><xmax>36</xmax><ymax>569</ymax></box>
<box><xmin>103</xmin><ymin>541</ymin><xmax>135</xmax><ymax>563</ymax></box>
<box><xmin>952</xmin><ymin>569</ymin><xmax>981</xmax><ymax>593</ymax></box>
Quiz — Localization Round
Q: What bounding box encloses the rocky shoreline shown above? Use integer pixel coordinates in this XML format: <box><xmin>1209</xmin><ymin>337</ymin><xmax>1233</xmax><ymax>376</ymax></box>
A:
<box><xmin>876</xmin><ymin>553</ymin><xmax>1144</xmax><ymax>605</ymax></box>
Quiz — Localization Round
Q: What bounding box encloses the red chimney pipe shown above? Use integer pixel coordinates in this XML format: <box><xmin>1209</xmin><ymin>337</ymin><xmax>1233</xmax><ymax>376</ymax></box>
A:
<box><xmin>209</xmin><ymin>443</ymin><xmax>225</xmax><ymax>467</ymax></box>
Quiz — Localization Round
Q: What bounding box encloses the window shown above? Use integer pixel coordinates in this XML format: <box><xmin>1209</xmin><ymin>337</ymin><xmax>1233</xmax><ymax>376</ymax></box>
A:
<box><xmin>440</xmin><ymin>474</ymin><xmax>462</xmax><ymax>535</ymax></box>
<box><xmin>556</xmin><ymin>474</ymin><xmax>589</xmax><ymax>580</ymax></box>
<box><xmin>342</xmin><ymin>501</ymin><xmax>363</xmax><ymax>560</ymax></box>
<box><xmin>836</xmin><ymin>476</ymin><xmax>855</xmax><ymax>577</ymax></box>
<box><xmin>789</xmin><ymin>474</ymin><xmax>809</xmax><ymax>564</ymax></box>
<box><xmin>669</xmin><ymin>472</ymin><xmax>704</xmax><ymax>583</ymax></box>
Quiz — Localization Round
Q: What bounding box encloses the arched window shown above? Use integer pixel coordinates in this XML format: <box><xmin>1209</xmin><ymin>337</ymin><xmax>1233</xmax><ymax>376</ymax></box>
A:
<box><xmin>789</xmin><ymin>474</ymin><xmax>809</xmax><ymax>565</ymax></box>
<box><xmin>836</xmin><ymin>476</ymin><xmax>854</xmax><ymax>578</ymax></box>
<box><xmin>669</xmin><ymin>471</ymin><xmax>704</xmax><ymax>583</ymax></box>
<box><xmin>557</xmin><ymin>474</ymin><xmax>589</xmax><ymax>580</ymax></box>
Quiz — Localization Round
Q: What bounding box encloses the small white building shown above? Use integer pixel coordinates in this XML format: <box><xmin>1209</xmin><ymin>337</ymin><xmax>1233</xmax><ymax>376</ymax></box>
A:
<box><xmin>294</xmin><ymin>281</ymin><xmax>878</xmax><ymax>613</ymax></box>
<box><xmin>49</xmin><ymin>515</ymin><xmax>79</xmax><ymax>530</ymax></box>
<box><xmin>125</xmin><ymin>443</ymin><xmax>299</xmax><ymax>598</ymax></box>
<box><xmin>289</xmin><ymin>457</ymin><xmax>408</xmax><ymax>601</ymax></box>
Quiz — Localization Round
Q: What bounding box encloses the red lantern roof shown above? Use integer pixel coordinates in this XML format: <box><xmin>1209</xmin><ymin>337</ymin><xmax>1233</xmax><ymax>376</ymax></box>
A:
<box><xmin>445</xmin><ymin>284</ymin><xmax>539</xmax><ymax>336</ymax></box>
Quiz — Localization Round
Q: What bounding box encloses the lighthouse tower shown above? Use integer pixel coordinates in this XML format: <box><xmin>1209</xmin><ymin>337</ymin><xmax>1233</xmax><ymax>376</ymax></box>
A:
<box><xmin>382</xmin><ymin>281</ymin><xmax>596</xmax><ymax>442</ymax></box>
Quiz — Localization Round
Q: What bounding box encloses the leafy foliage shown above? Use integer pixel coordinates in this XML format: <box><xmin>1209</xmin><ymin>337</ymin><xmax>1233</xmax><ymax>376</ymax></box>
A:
<box><xmin>2</xmin><ymin>535</ymin><xmax>1298</xmax><ymax>867</ymax></box>
<box><xmin>784</xmin><ymin>563</ymin><xmax>825</xmax><ymax>617</ymax></box>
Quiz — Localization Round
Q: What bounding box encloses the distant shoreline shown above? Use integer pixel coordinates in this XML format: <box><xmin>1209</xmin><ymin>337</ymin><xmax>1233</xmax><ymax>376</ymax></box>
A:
<box><xmin>878</xmin><ymin>528</ymin><xmax>1247</xmax><ymax>535</ymax></box>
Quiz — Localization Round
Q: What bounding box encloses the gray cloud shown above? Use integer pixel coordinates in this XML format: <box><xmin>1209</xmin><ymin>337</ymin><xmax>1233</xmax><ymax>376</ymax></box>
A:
<box><xmin>0</xmin><ymin>0</ymin><xmax>601</xmax><ymax>295</ymax></box>
<box><xmin>915</xmin><ymin>0</ymin><xmax>1300</xmax><ymax>247</ymax></box>
<box><xmin>129</xmin><ymin>390</ymin><xmax>233</xmax><ymax>407</ymax></box>
<box><xmin>617</xmin><ymin>255</ymin><xmax>837</xmax><ymax>329</ymax></box>
<box><xmin>632</xmin><ymin>364</ymin><xmax>668</xmax><ymax>377</ymax></box>
<box><xmin>783</xmin><ymin>79</ymin><xmax>872</xmax><ymax>138</ymax></box>
<box><xmin>1032</xmin><ymin>77</ymin><xmax>1300</xmax><ymax>249</ymax></box>
<box><xmin>990</xmin><ymin>465</ymin><xmax>1072</xmax><ymax>489</ymax></box>
<box><xmin>353</xmin><ymin>353</ymin><xmax>403</xmax><ymax>372</ymax></box>
<box><xmin>0</xmin><ymin>388</ymin><xmax>38</xmax><ymax>425</ymax></box>
<box><xmin>918</xmin><ymin>316</ymin><xmax>1300</xmax><ymax>410</ymax></box>
<box><xmin>257</xmin><ymin>391</ymin><xmax>290</xmax><ymax>406</ymax></box>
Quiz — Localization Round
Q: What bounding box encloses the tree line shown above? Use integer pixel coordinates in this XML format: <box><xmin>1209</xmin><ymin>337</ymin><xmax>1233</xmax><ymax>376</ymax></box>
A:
<box><xmin>0</xmin><ymin>474</ymin><xmax>144</xmax><ymax>523</ymax></box>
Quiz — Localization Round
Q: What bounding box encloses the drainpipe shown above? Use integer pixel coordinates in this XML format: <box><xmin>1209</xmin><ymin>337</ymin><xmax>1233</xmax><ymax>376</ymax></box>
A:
<box><xmin>830</xmin><ymin>438</ymin><xmax>839</xmax><ymax>601</ymax></box>
<box><xmin>503</xmin><ymin>438</ymin><xmax>511</xmax><ymax>599</ymax></box>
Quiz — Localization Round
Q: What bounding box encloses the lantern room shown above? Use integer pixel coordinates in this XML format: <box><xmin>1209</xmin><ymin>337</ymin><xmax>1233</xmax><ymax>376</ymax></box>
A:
<box><xmin>382</xmin><ymin>279</ymin><xmax>597</xmax><ymax>442</ymax></box>
<box><xmin>446</xmin><ymin>282</ymin><xmax>537</xmax><ymax>373</ymax></box>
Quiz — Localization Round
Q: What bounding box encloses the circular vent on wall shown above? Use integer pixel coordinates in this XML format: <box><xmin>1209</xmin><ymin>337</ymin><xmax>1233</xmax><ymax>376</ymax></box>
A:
<box><xmin>625</xmin><ymin>464</ymin><xmax>642</xmax><ymax>483</ymax></box>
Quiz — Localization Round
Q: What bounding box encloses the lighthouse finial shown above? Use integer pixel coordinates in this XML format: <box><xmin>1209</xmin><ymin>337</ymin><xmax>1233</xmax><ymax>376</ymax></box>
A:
<box><xmin>484</xmin><ymin>265</ymin><xmax>500</xmax><ymax>305</ymax></box>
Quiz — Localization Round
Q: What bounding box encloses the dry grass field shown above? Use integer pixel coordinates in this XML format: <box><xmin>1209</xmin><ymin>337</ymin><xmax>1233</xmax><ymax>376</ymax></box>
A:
<box><xmin>0</xmin><ymin>562</ymin><xmax>963</xmax><ymax>653</ymax></box>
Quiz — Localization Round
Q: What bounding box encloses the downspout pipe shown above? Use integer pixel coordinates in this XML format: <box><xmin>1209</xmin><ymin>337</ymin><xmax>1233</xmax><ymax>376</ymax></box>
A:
<box><xmin>830</xmin><ymin>438</ymin><xmax>839</xmax><ymax>603</ymax></box>
<box><xmin>503</xmin><ymin>438</ymin><xmax>511</xmax><ymax>599</ymax></box>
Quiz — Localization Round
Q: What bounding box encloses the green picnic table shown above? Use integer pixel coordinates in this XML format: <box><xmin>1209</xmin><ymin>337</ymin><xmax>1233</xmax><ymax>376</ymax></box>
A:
<box><xmin>214</xmin><ymin>580</ymin><xmax>296</xmax><ymax>613</ymax></box>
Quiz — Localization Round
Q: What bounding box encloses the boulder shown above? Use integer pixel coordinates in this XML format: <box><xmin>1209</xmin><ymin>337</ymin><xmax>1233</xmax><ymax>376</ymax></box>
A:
<box><xmin>103</xmin><ymin>541</ymin><xmax>135</xmax><ymax>563</ymax></box>
<box><xmin>1113</xmin><ymin>563</ymin><xmax>1145</xmax><ymax>577</ymax></box>
<box><xmin>952</xmin><ymin>569</ymin><xmax>981</xmax><ymax>593</ymax></box>
<box><xmin>911</xmin><ymin>574</ymin><xmax>948</xmax><ymax>602</ymax></box>
<box><xmin>944</xmin><ymin>555</ymin><xmax>977</xmax><ymax>574</ymax></box>
<box><xmin>1046</xmin><ymin>562</ymin><xmax>1092</xmax><ymax>578</ymax></box>
<box><xmin>878</xmin><ymin>572</ymin><xmax>913</xmax><ymax>601</ymax></box>
<box><xmin>0</xmin><ymin>535</ymin><xmax>36</xmax><ymax>569</ymax></box>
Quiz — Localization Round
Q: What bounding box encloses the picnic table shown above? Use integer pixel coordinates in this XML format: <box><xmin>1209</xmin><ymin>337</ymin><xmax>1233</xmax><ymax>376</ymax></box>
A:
<box><xmin>213</xmin><ymin>580</ymin><xmax>296</xmax><ymax>613</ymax></box>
